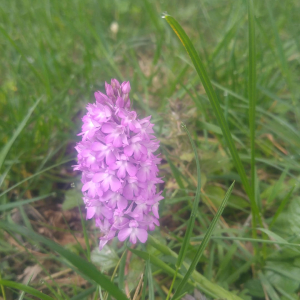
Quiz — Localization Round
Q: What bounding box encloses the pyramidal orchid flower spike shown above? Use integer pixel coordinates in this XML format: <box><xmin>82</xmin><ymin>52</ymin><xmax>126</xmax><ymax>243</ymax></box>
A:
<box><xmin>74</xmin><ymin>79</ymin><xmax>163</xmax><ymax>250</ymax></box>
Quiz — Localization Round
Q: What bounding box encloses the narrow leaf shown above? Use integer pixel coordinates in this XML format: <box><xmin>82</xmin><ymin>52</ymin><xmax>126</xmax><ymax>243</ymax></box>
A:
<box><xmin>172</xmin><ymin>181</ymin><xmax>235</xmax><ymax>299</ymax></box>
<box><xmin>269</xmin><ymin>186</ymin><xmax>295</xmax><ymax>228</ymax></box>
<box><xmin>163</xmin><ymin>15</ymin><xmax>254</xmax><ymax>207</ymax></box>
<box><xmin>258</xmin><ymin>271</ymin><xmax>281</xmax><ymax>300</ymax></box>
<box><xmin>176</xmin><ymin>124</ymin><xmax>201</xmax><ymax>268</ymax></box>
<box><xmin>147</xmin><ymin>259</ymin><xmax>154</xmax><ymax>300</ymax></box>
<box><xmin>0</xmin><ymin>193</ymin><xmax>54</xmax><ymax>212</ymax></box>
<box><xmin>0</xmin><ymin>158</ymin><xmax>73</xmax><ymax>198</ymax></box>
<box><xmin>0</xmin><ymin>280</ymin><xmax>54</xmax><ymax>300</ymax></box>
<box><xmin>0</xmin><ymin>97</ymin><xmax>41</xmax><ymax>170</ymax></box>
<box><xmin>248</xmin><ymin>0</ymin><xmax>257</xmax><ymax>197</ymax></box>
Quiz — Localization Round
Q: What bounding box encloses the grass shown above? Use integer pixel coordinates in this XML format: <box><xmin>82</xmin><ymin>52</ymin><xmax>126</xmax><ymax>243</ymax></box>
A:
<box><xmin>1</xmin><ymin>0</ymin><xmax>300</xmax><ymax>299</ymax></box>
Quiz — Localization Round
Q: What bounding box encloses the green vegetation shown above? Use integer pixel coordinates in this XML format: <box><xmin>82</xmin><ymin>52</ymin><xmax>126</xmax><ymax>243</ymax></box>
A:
<box><xmin>1</xmin><ymin>0</ymin><xmax>300</xmax><ymax>299</ymax></box>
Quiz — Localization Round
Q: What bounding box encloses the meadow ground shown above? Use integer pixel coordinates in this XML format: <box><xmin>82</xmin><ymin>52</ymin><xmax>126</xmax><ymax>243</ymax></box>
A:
<box><xmin>1</xmin><ymin>0</ymin><xmax>300</xmax><ymax>299</ymax></box>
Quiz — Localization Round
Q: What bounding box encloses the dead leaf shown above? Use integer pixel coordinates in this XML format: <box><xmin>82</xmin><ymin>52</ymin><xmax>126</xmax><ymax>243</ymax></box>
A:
<box><xmin>18</xmin><ymin>264</ymin><xmax>42</xmax><ymax>283</ymax></box>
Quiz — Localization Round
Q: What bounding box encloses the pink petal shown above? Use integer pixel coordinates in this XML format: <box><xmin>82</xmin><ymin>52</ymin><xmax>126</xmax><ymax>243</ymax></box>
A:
<box><xmin>126</xmin><ymin>162</ymin><xmax>137</xmax><ymax>176</ymax></box>
<box><xmin>116</xmin><ymin>97</ymin><xmax>124</xmax><ymax>108</ymax></box>
<box><xmin>101</xmin><ymin>178</ymin><xmax>110</xmax><ymax>192</ymax></box>
<box><xmin>105</xmin><ymin>82</ymin><xmax>114</xmax><ymax>97</ymax></box>
<box><xmin>140</xmin><ymin>144</ymin><xmax>148</xmax><ymax>154</ymax></box>
<box><xmin>110</xmin><ymin>176</ymin><xmax>121</xmax><ymax>191</ymax></box>
<box><xmin>152</xmin><ymin>203</ymin><xmax>159</xmax><ymax>218</ymax></box>
<box><xmin>106</xmin><ymin>151</ymin><xmax>116</xmax><ymax>165</ymax></box>
<box><xmin>93</xmin><ymin>172</ymin><xmax>108</xmax><ymax>182</ymax></box>
<box><xmin>117</xmin><ymin>196</ymin><xmax>128</xmax><ymax>211</ymax></box>
<box><xmin>136</xmin><ymin>228</ymin><xmax>148</xmax><ymax>243</ymax></box>
<box><xmin>103</xmin><ymin>106</ymin><xmax>112</xmax><ymax>117</ymax></box>
<box><xmin>117</xmin><ymin>166</ymin><xmax>126</xmax><ymax>179</ymax></box>
<box><xmin>136</xmin><ymin>168</ymin><xmax>146</xmax><ymax>182</ymax></box>
<box><xmin>133</xmin><ymin>184</ymin><xmax>140</xmax><ymax>197</ymax></box>
<box><xmin>130</xmin><ymin>232</ymin><xmax>137</xmax><ymax>244</ymax></box>
<box><xmin>113</xmin><ymin>135</ymin><xmax>122</xmax><ymax>147</ymax></box>
<box><xmin>108</xmin><ymin>163</ymin><xmax>118</xmax><ymax>171</ymax></box>
<box><xmin>118</xmin><ymin>228</ymin><xmax>132</xmax><ymax>241</ymax></box>
<box><xmin>124</xmin><ymin>144</ymin><xmax>134</xmax><ymax>157</ymax></box>
<box><xmin>121</xmin><ymin>81</ymin><xmax>131</xmax><ymax>94</ymax></box>
<box><xmin>102</xmin><ymin>123</ymin><xmax>116</xmax><ymax>133</ymax></box>
<box><xmin>99</xmin><ymin>239</ymin><xmax>108</xmax><ymax>251</ymax></box>
<box><xmin>123</xmin><ymin>184</ymin><xmax>133</xmax><ymax>199</ymax></box>
<box><xmin>82</xmin><ymin>181</ymin><xmax>91</xmax><ymax>192</ymax></box>
<box><xmin>91</xmin><ymin>142</ymin><xmax>105</xmax><ymax>151</ymax></box>
<box><xmin>86</xmin><ymin>207</ymin><xmax>96</xmax><ymax>219</ymax></box>
<box><xmin>121</xmin><ymin>134</ymin><xmax>128</xmax><ymax>145</ymax></box>
<box><xmin>96</xmin><ymin>187</ymin><xmax>104</xmax><ymax>197</ymax></box>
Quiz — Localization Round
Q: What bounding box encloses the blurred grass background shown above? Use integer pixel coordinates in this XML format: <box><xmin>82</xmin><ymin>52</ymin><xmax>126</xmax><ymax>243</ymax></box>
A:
<box><xmin>0</xmin><ymin>0</ymin><xmax>300</xmax><ymax>299</ymax></box>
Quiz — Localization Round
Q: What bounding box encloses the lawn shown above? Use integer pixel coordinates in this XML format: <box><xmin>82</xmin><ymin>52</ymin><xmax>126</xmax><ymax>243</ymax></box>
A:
<box><xmin>1</xmin><ymin>0</ymin><xmax>300</xmax><ymax>299</ymax></box>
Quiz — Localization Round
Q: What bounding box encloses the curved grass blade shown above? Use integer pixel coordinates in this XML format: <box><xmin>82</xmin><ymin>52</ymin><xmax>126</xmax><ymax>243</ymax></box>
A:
<box><xmin>258</xmin><ymin>271</ymin><xmax>281</xmax><ymax>300</ymax></box>
<box><xmin>0</xmin><ymin>280</ymin><xmax>54</xmax><ymax>300</ymax></box>
<box><xmin>172</xmin><ymin>181</ymin><xmax>235</xmax><ymax>299</ymax></box>
<box><xmin>163</xmin><ymin>15</ymin><xmax>256</xmax><ymax>210</ymax></box>
<box><xmin>0</xmin><ymin>222</ymin><xmax>129</xmax><ymax>300</ymax></box>
<box><xmin>18</xmin><ymin>273</ymin><xmax>33</xmax><ymax>300</ymax></box>
<box><xmin>197</xmin><ymin>236</ymin><xmax>300</xmax><ymax>248</ymax></box>
<box><xmin>176</xmin><ymin>124</ymin><xmax>201</xmax><ymax>267</ymax></box>
<box><xmin>0</xmin><ymin>97</ymin><xmax>42</xmax><ymax>170</ymax></box>
<box><xmin>0</xmin><ymin>27</ymin><xmax>45</xmax><ymax>84</ymax></box>
<box><xmin>70</xmin><ymin>286</ymin><xmax>97</xmax><ymax>300</ymax></box>
<box><xmin>0</xmin><ymin>193</ymin><xmax>54</xmax><ymax>212</ymax></box>
<box><xmin>269</xmin><ymin>185</ymin><xmax>295</xmax><ymax>229</ymax></box>
<box><xmin>166</xmin><ymin>123</ymin><xmax>201</xmax><ymax>298</ymax></box>
<box><xmin>0</xmin><ymin>158</ymin><xmax>73</xmax><ymax>198</ymax></box>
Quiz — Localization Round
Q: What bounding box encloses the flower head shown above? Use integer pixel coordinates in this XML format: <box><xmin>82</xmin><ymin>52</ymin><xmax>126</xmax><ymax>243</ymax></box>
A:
<box><xmin>74</xmin><ymin>79</ymin><xmax>163</xmax><ymax>250</ymax></box>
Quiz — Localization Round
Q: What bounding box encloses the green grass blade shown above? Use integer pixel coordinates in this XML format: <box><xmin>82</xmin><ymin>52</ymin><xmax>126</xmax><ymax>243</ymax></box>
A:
<box><xmin>0</xmin><ymin>222</ymin><xmax>129</xmax><ymax>300</ymax></box>
<box><xmin>247</xmin><ymin>0</ymin><xmax>259</xmax><ymax>250</ymax></box>
<box><xmin>70</xmin><ymin>286</ymin><xmax>97</xmax><ymax>300</ymax></box>
<box><xmin>258</xmin><ymin>271</ymin><xmax>281</xmax><ymax>300</ymax></box>
<box><xmin>265</xmin><ymin>1</ymin><xmax>296</xmax><ymax>108</ymax></box>
<box><xmin>269</xmin><ymin>185</ymin><xmax>295</xmax><ymax>228</ymax></box>
<box><xmin>77</xmin><ymin>199</ymin><xmax>91</xmax><ymax>261</ymax></box>
<box><xmin>163</xmin><ymin>15</ymin><xmax>253</xmax><ymax>204</ymax></box>
<box><xmin>0</xmin><ymin>26</ymin><xmax>45</xmax><ymax>84</ymax></box>
<box><xmin>147</xmin><ymin>259</ymin><xmax>154</xmax><ymax>300</ymax></box>
<box><xmin>18</xmin><ymin>274</ymin><xmax>33</xmax><ymax>300</ymax></box>
<box><xmin>0</xmin><ymin>158</ymin><xmax>73</xmax><ymax>198</ymax></box>
<box><xmin>257</xmin><ymin>228</ymin><xmax>289</xmax><ymax>244</ymax></box>
<box><xmin>195</xmin><ymin>236</ymin><xmax>300</xmax><ymax>248</ymax></box>
<box><xmin>267</xmin><ymin>168</ymin><xmax>288</xmax><ymax>204</ymax></box>
<box><xmin>275</xmin><ymin>286</ymin><xmax>298</xmax><ymax>300</ymax></box>
<box><xmin>0</xmin><ymin>280</ymin><xmax>54</xmax><ymax>300</ymax></box>
<box><xmin>129</xmin><ymin>248</ymin><xmax>177</xmax><ymax>278</ymax></box>
<box><xmin>176</xmin><ymin>124</ymin><xmax>201</xmax><ymax>268</ymax></box>
<box><xmin>0</xmin><ymin>193</ymin><xmax>54</xmax><ymax>212</ymax></box>
<box><xmin>0</xmin><ymin>97</ymin><xmax>42</xmax><ymax>170</ymax></box>
<box><xmin>248</xmin><ymin>0</ymin><xmax>256</xmax><ymax>195</ymax></box>
<box><xmin>141</xmin><ymin>259</ymin><xmax>148</xmax><ymax>300</ymax></box>
<box><xmin>172</xmin><ymin>181</ymin><xmax>235</xmax><ymax>299</ymax></box>
<box><xmin>209</xmin><ymin>18</ymin><xmax>241</xmax><ymax>62</ymax></box>
<box><xmin>118</xmin><ymin>249</ymin><xmax>127</xmax><ymax>291</ymax></box>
